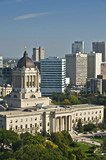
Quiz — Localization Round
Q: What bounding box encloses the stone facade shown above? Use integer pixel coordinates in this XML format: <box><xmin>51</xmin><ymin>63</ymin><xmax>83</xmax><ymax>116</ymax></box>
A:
<box><xmin>0</xmin><ymin>104</ymin><xmax>104</xmax><ymax>135</ymax></box>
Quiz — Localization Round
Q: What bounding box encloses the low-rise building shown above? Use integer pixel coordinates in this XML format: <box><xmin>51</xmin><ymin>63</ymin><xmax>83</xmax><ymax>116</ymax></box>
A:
<box><xmin>0</xmin><ymin>104</ymin><xmax>104</xmax><ymax>135</ymax></box>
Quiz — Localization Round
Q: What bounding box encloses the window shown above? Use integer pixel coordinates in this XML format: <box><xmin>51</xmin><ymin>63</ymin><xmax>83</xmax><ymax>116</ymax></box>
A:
<box><xmin>20</xmin><ymin>125</ymin><xmax>23</xmax><ymax>129</ymax></box>
<box><xmin>92</xmin><ymin>117</ymin><xmax>94</xmax><ymax>120</ymax></box>
<box><xmin>15</xmin><ymin>125</ymin><xmax>18</xmax><ymax>130</ymax></box>
<box><xmin>84</xmin><ymin>112</ymin><xmax>86</xmax><ymax>115</ymax></box>
<box><xmin>20</xmin><ymin>119</ymin><xmax>23</xmax><ymax>122</ymax></box>
<box><xmin>15</xmin><ymin>119</ymin><xmax>18</xmax><ymax>123</ymax></box>
<box><xmin>35</xmin><ymin>123</ymin><xmax>37</xmax><ymax>127</ymax></box>
<box><xmin>40</xmin><ymin>123</ymin><xmax>42</xmax><ymax>127</ymax></box>
<box><xmin>88</xmin><ymin>117</ymin><xmax>90</xmax><ymax>121</ymax></box>
<box><xmin>80</xmin><ymin>113</ymin><xmax>82</xmax><ymax>116</ymax></box>
<box><xmin>30</xmin><ymin>124</ymin><xmax>32</xmax><ymax>128</ymax></box>
<box><xmin>40</xmin><ymin>116</ymin><xmax>42</xmax><ymax>120</ymax></box>
<box><xmin>84</xmin><ymin>117</ymin><xmax>86</xmax><ymax>121</ymax></box>
<box><xmin>88</xmin><ymin>112</ymin><xmax>90</xmax><ymax>115</ymax></box>
<box><xmin>99</xmin><ymin>116</ymin><xmax>101</xmax><ymax>119</ymax></box>
<box><xmin>10</xmin><ymin>120</ymin><xmax>12</xmax><ymax>123</ymax></box>
<box><xmin>48</xmin><ymin>122</ymin><xmax>49</xmax><ymax>126</ymax></box>
<box><xmin>35</xmin><ymin>117</ymin><xmax>37</xmax><ymax>120</ymax></box>
<box><xmin>30</xmin><ymin>118</ymin><xmax>32</xmax><ymax>121</ymax></box>
<box><xmin>25</xmin><ymin>124</ymin><xmax>27</xmax><ymax>128</ymax></box>
<box><xmin>76</xmin><ymin>113</ymin><xmax>78</xmax><ymax>116</ymax></box>
<box><xmin>95</xmin><ymin>111</ymin><xmax>97</xmax><ymax>114</ymax></box>
<box><xmin>99</xmin><ymin>111</ymin><xmax>101</xmax><ymax>113</ymax></box>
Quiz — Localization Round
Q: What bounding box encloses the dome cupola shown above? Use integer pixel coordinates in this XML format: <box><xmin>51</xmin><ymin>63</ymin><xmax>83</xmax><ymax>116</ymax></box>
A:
<box><xmin>17</xmin><ymin>47</ymin><xmax>35</xmax><ymax>68</ymax></box>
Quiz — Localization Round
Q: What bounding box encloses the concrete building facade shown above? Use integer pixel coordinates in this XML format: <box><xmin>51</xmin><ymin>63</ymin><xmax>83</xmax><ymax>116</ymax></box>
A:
<box><xmin>92</xmin><ymin>42</ymin><xmax>106</xmax><ymax>62</ymax></box>
<box><xmin>86</xmin><ymin>75</ymin><xmax>106</xmax><ymax>94</ymax></box>
<box><xmin>0</xmin><ymin>104</ymin><xmax>104</xmax><ymax>135</ymax></box>
<box><xmin>87</xmin><ymin>52</ymin><xmax>102</xmax><ymax>78</ymax></box>
<box><xmin>66</xmin><ymin>53</ymin><xmax>87</xmax><ymax>87</ymax></box>
<box><xmin>41</xmin><ymin>57</ymin><xmax>66</xmax><ymax>96</ymax></box>
<box><xmin>32</xmin><ymin>46</ymin><xmax>44</xmax><ymax>61</ymax></box>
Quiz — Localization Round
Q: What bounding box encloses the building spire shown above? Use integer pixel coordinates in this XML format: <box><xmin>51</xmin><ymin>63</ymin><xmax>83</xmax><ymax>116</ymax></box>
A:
<box><xmin>24</xmin><ymin>46</ymin><xmax>27</xmax><ymax>52</ymax></box>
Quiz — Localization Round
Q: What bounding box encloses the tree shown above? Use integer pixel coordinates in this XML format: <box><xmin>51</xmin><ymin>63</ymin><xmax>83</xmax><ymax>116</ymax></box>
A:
<box><xmin>0</xmin><ymin>129</ymin><xmax>19</xmax><ymax>148</ymax></box>
<box><xmin>68</xmin><ymin>95</ymin><xmax>80</xmax><ymax>105</ymax></box>
<box><xmin>77</xmin><ymin>119</ymin><xmax>83</xmax><ymax>133</ymax></box>
<box><xmin>83</xmin><ymin>123</ymin><xmax>96</xmax><ymax>131</ymax></box>
<box><xmin>72</xmin><ymin>149</ymin><xmax>85</xmax><ymax>160</ymax></box>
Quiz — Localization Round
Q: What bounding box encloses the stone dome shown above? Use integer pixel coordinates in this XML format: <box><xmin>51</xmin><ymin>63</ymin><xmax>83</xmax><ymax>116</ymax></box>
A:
<box><xmin>17</xmin><ymin>51</ymin><xmax>35</xmax><ymax>68</ymax></box>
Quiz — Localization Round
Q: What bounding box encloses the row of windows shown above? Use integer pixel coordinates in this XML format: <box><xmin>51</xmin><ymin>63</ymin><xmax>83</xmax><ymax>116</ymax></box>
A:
<box><xmin>10</xmin><ymin>116</ymin><xmax>42</xmax><ymax>123</ymax></box>
<box><xmin>10</xmin><ymin>122</ymin><xmax>42</xmax><ymax>130</ymax></box>
<box><xmin>10</xmin><ymin>122</ymin><xmax>50</xmax><ymax>130</ymax></box>
<box><xmin>72</xmin><ymin>116</ymin><xmax>101</xmax><ymax>123</ymax></box>
<box><xmin>76</xmin><ymin>110</ymin><xmax>101</xmax><ymax>116</ymax></box>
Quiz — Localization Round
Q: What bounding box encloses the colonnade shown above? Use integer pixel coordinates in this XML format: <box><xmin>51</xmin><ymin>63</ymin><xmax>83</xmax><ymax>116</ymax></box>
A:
<box><xmin>20</xmin><ymin>75</ymin><xmax>39</xmax><ymax>89</ymax></box>
<box><xmin>55</xmin><ymin>115</ymin><xmax>72</xmax><ymax>132</ymax></box>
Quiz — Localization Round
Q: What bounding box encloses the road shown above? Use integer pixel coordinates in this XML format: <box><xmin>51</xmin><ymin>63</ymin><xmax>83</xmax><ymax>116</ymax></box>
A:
<box><xmin>70</xmin><ymin>130</ymin><xmax>106</xmax><ymax>146</ymax></box>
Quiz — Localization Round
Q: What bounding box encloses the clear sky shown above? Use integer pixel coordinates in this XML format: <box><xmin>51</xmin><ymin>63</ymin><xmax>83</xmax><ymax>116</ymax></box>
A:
<box><xmin>0</xmin><ymin>0</ymin><xmax>106</xmax><ymax>58</ymax></box>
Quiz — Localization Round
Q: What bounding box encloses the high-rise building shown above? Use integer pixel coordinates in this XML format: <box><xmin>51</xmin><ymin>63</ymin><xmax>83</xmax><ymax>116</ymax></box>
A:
<box><xmin>72</xmin><ymin>41</ymin><xmax>85</xmax><ymax>54</ymax></box>
<box><xmin>0</xmin><ymin>56</ymin><xmax>3</xmax><ymax>68</ymax></box>
<box><xmin>92</xmin><ymin>42</ymin><xmax>106</xmax><ymax>62</ymax></box>
<box><xmin>32</xmin><ymin>46</ymin><xmax>44</xmax><ymax>61</ymax></box>
<box><xmin>87</xmin><ymin>52</ymin><xmax>102</xmax><ymax>78</ymax></box>
<box><xmin>41</xmin><ymin>57</ymin><xmax>66</xmax><ymax>96</ymax></box>
<box><xmin>66</xmin><ymin>53</ymin><xmax>87</xmax><ymax>87</ymax></box>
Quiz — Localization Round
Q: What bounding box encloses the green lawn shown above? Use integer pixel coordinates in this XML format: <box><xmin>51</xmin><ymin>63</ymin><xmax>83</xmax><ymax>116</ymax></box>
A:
<box><xmin>72</xmin><ymin>142</ymin><xmax>96</xmax><ymax>157</ymax></box>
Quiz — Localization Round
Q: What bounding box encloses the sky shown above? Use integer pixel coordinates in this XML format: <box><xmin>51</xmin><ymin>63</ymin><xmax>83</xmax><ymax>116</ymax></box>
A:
<box><xmin>0</xmin><ymin>0</ymin><xmax>106</xmax><ymax>58</ymax></box>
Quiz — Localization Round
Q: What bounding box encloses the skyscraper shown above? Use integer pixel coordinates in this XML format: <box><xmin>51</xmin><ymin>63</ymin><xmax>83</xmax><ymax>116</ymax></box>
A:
<box><xmin>66</xmin><ymin>53</ymin><xmax>87</xmax><ymax>87</ymax></box>
<box><xmin>72</xmin><ymin>41</ymin><xmax>85</xmax><ymax>54</ymax></box>
<box><xmin>41</xmin><ymin>57</ymin><xmax>66</xmax><ymax>96</ymax></box>
<box><xmin>87</xmin><ymin>52</ymin><xmax>102</xmax><ymax>78</ymax></box>
<box><xmin>92</xmin><ymin>42</ymin><xmax>106</xmax><ymax>62</ymax></box>
<box><xmin>32</xmin><ymin>46</ymin><xmax>44</xmax><ymax>61</ymax></box>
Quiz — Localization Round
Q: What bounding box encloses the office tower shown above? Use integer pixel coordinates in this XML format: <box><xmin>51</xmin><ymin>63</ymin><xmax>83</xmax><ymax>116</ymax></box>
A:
<box><xmin>66</xmin><ymin>53</ymin><xmax>87</xmax><ymax>87</ymax></box>
<box><xmin>87</xmin><ymin>52</ymin><xmax>102</xmax><ymax>78</ymax></box>
<box><xmin>32</xmin><ymin>46</ymin><xmax>44</xmax><ymax>61</ymax></box>
<box><xmin>92</xmin><ymin>42</ymin><xmax>106</xmax><ymax>62</ymax></box>
<box><xmin>41</xmin><ymin>57</ymin><xmax>66</xmax><ymax>96</ymax></box>
<box><xmin>72</xmin><ymin>41</ymin><xmax>85</xmax><ymax>54</ymax></box>
<box><xmin>0</xmin><ymin>56</ymin><xmax>3</xmax><ymax>68</ymax></box>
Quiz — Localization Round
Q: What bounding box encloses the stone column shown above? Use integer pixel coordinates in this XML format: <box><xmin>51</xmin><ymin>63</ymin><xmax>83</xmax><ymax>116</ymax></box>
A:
<box><xmin>70</xmin><ymin>116</ymin><xmax>72</xmax><ymax>131</ymax></box>
<box><xmin>55</xmin><ymin>117</ymin><xmax>57</xmax><ymax>132</ymax></box>
<box><xmin>59</xmin><ymin>117</ymin><xmax>62</xmax><ymax>132</ymax></box>
<box><xmin>64</xmin><ymin>116</ymin><xmax>67</xmax><ymax>131</ymax></box>
<box><xmin>21</xmin><ymin>76</ymin><xmax>23</xmax><ymax>88</ymax></box>
<box><xmin>24</xmin><ymin>76</ymin><xmax>26</xmax><ymax>88</ymax></box>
